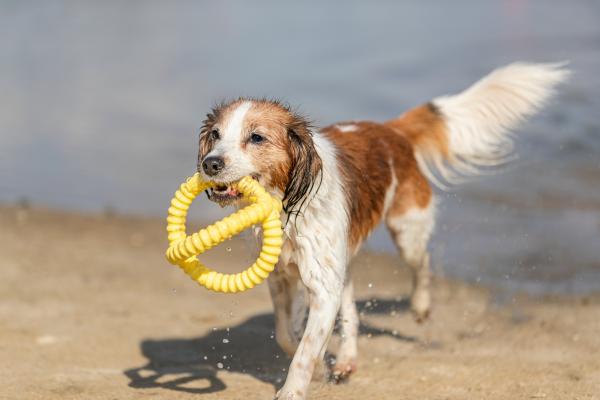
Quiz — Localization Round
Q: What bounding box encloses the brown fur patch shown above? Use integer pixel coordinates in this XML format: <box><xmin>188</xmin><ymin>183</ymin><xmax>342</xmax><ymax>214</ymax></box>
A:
<box><xmin>242</xmin><ymin>102</ymin><xmax>295</xmax><ymax>193</ymax></box>
<box><xmin>323</xmin><ymin>121</ymin><xmax>432</xmax><ymax>250</ymax></box>
<box><xmin>384</xmin><ymin>103</ymin><xmax>449</xmax><ymax>158</ymax></box>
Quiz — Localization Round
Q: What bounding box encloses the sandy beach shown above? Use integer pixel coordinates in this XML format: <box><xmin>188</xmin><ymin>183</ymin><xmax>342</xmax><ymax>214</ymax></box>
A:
<box><xmin>1</xmin><ymin>204</ymin><xmax>598</xmax><ymax>400</ymax></box>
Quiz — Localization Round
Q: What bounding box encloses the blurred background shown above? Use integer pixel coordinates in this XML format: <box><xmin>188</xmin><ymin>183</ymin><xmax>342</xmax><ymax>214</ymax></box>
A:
<box><xmin>1</xmin><ymin>0</ymin><xmax>599</xmax><ymax>295</ymax></box>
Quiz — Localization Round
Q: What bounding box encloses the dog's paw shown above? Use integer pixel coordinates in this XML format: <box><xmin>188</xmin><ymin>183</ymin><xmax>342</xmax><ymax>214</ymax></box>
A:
<box><xmin>411</xmin><ymin>290</ymin><xmax>431</xmax><ymax>323</ymax></box>
<box><xmin>330</xmin><ymin>359</ymin><xmax>357</xmax><ymax>384</ymax></box>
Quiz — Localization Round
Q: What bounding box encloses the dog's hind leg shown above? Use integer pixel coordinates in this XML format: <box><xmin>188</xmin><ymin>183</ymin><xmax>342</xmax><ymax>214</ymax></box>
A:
<box><xmin>385</xmin><ymin>201</ymin><xmax>435</xmax><ymax>322</ymax></box>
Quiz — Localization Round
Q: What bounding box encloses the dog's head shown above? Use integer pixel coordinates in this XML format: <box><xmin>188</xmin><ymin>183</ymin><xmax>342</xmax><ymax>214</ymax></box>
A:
<box><xmin>198</xmin><ymin>98</ymin><xmax>322</xmax><ymax>214</ymax></box>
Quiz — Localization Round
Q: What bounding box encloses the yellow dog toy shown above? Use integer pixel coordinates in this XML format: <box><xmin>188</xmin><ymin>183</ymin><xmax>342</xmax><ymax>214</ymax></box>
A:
<box><xmin>165</xmin><ymin>173</ymin><xmax>283</xmax><ymax>293</ymax></box>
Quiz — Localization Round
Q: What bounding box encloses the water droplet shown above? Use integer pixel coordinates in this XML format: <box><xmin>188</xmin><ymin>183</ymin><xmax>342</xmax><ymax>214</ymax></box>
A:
<box><xmin>226</xmin><ymin>247</ymin><xmax>232</xmax><ymax>252</ymax></box>
<box><xmin>368</xmin><ymin>283</ymin><xmax>373</xmax><ymax>288</ymax></box>
<box><xmin>222</xmin><ymin>338</ymin><xmax>230</xmax><ymax>344</ymax></box>
<box><xmin>222</xmin><ymin>355</ymin><xmax>227</xmax><ymax>359</ymax></box>
<box><xmin>217</xmin><ymin>362</ymin><xmax>224</xmax><ymax>369</ymax></box>
<box><xmin>203</xmin><ymin>356</ymin><xmax>208</xmax><ymax>360</ymax></box>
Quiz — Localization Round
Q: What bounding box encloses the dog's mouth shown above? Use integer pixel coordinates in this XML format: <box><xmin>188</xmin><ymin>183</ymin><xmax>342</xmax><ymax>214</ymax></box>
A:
<box><xmin>207</xmin><ymin>184</ymin><xmax>243</xmax><ymax>206</ymax></box>
<box><xmin>206</xmin><ymin>175</ymin><xmax>260</xmax><ymax>207</ymax></box>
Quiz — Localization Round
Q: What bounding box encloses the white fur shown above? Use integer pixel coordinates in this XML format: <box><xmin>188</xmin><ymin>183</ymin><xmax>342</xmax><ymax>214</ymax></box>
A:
<box><xmin>418</xmin><ymin>62</ymin><xmax>569</xmax><ymax>187</ymax></box>
<box><xmin>203</xmin><ymin>101</ymin><xmax>255</xmax><ymax>183</ymax></box>
<box><xmin>382</xmin><ymin>159</ymin><xmax>398</xmax><ymax>216</ymax></box>
<box><xmin>274</xmin><ymin>132</ymin><xmax>350</xmax><ymax>399</ymax></box>
<box><xmin>335</xmin><ymin>280</ymin><xmax>359</xmax><ymax>375</ymax></box>
<box><xmin>385</xmin><ymin>201</ymin><xmax>435</xmax><ymax>318</ymax></box>
<box><xmin>386</xmin><ymin>202</ymin><xmax>435</xmax><ymax>266</ymax></box>
<box><xmin>336</xmin><ymin>123</ymin><xmax>359</xmax><ymax>133</ymax></box>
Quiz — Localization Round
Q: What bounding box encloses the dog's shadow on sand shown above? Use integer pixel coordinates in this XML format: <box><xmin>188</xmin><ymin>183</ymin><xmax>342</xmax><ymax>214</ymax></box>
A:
<box><xmin>124</xmin><ymin>297</ymin><xmax>414</xmax><ymax>395</ymax></box>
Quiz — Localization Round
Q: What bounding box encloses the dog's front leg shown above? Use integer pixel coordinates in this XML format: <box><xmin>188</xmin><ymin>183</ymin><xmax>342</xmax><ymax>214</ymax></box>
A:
<box><xmin>275</xmin><ymin>252</ymin><xmax>345</xmax><ymax>400</ymax></box>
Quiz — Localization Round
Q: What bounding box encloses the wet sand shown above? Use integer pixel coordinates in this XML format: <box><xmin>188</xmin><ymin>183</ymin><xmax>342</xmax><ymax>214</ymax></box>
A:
<box><xmin>1</xmin><ymin>205</ymin><xmax>598</xmax><ymax>399</ymax></box>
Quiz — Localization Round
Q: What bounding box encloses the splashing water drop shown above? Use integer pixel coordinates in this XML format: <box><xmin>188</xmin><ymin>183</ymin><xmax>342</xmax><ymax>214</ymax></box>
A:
<box><xmin>222</xmin><ymin>338</ymin><xmax>230</xmax><ymax>344</ymax></box>
<box><xmin>217</xmin><ymin>362</ymin><xmax>224</xmax><ymax>369</ymax></box>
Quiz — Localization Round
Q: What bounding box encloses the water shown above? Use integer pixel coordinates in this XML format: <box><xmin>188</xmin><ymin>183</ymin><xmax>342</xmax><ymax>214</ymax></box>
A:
<box><xmin>1</xmin><ymin>1</ymin><xmax>599</xmax><ymax>294</ymax></box>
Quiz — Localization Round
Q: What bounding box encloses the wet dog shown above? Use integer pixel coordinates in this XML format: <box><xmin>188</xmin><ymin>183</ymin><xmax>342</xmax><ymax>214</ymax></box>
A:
<box><xmin>197</xmin><ymin>62</ymin><xmax>567</xmax><ymax>399</ymax></box>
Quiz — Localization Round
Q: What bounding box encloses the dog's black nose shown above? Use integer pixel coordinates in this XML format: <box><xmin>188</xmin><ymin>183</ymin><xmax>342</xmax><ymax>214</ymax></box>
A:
<box><xmin>202</xmin><ymin>156</ymin><xmax>225</xmax><ymax>176</ymax></box>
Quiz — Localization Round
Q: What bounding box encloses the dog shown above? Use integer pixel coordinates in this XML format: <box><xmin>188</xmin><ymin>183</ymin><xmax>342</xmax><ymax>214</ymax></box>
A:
<box><xmin>197</xmin><ymin>62</ymin><xmax>568</xmax><ymax>399</ymax></box>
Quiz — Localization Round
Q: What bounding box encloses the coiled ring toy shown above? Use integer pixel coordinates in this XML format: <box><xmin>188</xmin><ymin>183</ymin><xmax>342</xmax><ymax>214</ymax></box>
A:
<box><xmin>165</xmin><ymin>173</ymin><xmax>283</xmax><ymax>293</ymax></box>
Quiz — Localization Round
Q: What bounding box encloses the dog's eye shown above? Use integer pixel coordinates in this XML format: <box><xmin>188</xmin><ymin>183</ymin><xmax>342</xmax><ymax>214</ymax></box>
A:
<box><xmin>250</xmin><ymin>133</ymin><xmax>264</xmax><ymax>144</ymax></box>
<box><xmin>209</xmin><ymin>129</ymin><xmax>220</xmax><ymax>140</ymax></box>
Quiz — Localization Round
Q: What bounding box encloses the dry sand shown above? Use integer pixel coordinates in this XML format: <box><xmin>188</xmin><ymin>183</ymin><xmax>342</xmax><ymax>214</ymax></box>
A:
<box><xmin>1</xmin><ymin>205</ymin><xmax>598</xmax><ymax>400</ymax></box>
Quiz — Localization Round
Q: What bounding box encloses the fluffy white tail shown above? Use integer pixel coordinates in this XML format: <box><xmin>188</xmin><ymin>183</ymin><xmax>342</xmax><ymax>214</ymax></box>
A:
<box><xmin>388</xmin><ymin>62</ymin><xmax>569</xmax><ymax>188</ymax></box>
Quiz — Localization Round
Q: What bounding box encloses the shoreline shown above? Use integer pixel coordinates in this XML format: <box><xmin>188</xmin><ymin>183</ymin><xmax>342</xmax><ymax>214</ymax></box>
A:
<box><xmin>3</xmin><ymin>201</ymin><xmax>597</xmax><ymax>298</ymax></box>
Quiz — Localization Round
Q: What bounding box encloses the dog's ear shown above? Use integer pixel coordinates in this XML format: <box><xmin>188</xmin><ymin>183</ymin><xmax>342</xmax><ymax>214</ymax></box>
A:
<box><xmin>284</xmin><ymin>115</ymin><xmax>323</xmax><ymax>215</ymax></box>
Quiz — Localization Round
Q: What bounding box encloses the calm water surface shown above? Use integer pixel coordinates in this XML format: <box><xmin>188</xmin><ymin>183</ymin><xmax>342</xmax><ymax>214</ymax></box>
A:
<box><xmin>1</xmin><ymin>1</ymin><xmax>599</xmax><ymax>294</ymax></box>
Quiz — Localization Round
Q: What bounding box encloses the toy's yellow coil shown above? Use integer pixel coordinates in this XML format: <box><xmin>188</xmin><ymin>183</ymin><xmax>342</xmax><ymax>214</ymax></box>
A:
<box><xmin>165</xmin><ymin>173</ymin><xmax>283</xmax><ymax>293</ymax></box>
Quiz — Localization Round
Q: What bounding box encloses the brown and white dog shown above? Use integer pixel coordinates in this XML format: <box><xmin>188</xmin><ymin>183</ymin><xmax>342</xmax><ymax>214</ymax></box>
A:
<box><xmin>197</xmin><ymin>62</ymin><xmax>567</xmax><ymax>399</ymax></box>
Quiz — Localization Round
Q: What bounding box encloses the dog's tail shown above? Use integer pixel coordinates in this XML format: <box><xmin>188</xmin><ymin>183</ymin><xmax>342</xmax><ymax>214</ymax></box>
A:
<box><xmin>385</xmin><ymin>62</ymin><xmax>569</xmax><ymax>188</ymax></box>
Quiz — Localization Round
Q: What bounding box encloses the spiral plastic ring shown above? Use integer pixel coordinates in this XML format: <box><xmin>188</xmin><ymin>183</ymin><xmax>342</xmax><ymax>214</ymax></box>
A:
<box><xmin>165</xmin><ymin>173</ymin><xmax>283</xmax><ymax>293</ymax></box>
